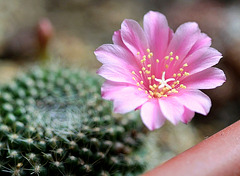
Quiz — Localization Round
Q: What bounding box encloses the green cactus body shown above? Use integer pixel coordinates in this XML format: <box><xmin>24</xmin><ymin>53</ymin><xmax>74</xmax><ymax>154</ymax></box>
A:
<box><xmin>0</xmin><ymin>66</ymin><xmax>145</xmax><ymax>176</ymax></box>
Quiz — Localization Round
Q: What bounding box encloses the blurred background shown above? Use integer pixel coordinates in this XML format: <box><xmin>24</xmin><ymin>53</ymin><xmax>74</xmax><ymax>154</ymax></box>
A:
<box><xmin>0</xmin><ymin>0</ymin><xmax>240</xmax><ymax>170</ymax></box>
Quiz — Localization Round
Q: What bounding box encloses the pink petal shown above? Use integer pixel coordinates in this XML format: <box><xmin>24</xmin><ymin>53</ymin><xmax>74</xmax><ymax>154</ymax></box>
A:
<box><xmin>185</xmin><ymin>47</ymin><xmax>222</xmax><ymax>74</ymax></box>
<box><xmin>167</xmin><ymin>22</ymin><xmax>201</xmax><ymax>59</ymax></box>
<box><xmin>167</xmin><ymin>25</ymin><xmax>212</xmax><ymax>73</ymax></box>
<box><xmin>182</xmin><ymin>67</ymin><xmax>226</xmax><ymax>89</ymax></box>
<box><xmin>187</xmin><ymin>33</ymin><xmax>212</xmax><ymax>56</ymax></box>
<box><xmin>140</xmin><ymin>99</ymin><xmax>166</xmax><ymax>131</ymax></box>
<box><xmin>95</xmin><ymin>44</ymin><xmax>137</xmax><ymax>67</ymax></box>
<box><xmin>159</xmin><ymin>97</ymin><xmax>184</xmax><ymax>125</ymax></box>
<box><xmin>112</xmin><ymin>30</ymin><xmax>125</xmax><ymax>47</ymax></box>
<box><xmin>97</xmin><ymin>64</ymin><xmax>135</xmax><ymax>84</ymax></box>
<box><xmin>121</xmin><ymin>19</ymin><xmax>149</xmax><ymax>55</ymax></box>
<box><xmin>143</xmin><ymin>11</ymin><xmax>173</xmax><ymax>60</ymax></box>
<box><xmin>181</xmin><ymin>107</ymin><xmax>195</xmax><ymax>124</ymax></box>
<box><xmin>175</xmin><ymin>90</ymin><xmax>211</xmax><ymax>115</ymax></box>
<box><xmin>102</xmin><ymin>81</ymin><xmax>148</xmax><ymax>114</ymax></box>
<box><xmin>101</xmin><ymin>81</ymin><xmax>130</xmax><ymax>99</ymax></box>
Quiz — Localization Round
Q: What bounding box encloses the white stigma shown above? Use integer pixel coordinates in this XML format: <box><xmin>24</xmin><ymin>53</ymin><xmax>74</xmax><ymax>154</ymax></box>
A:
<box><xmin>155</xmin><ymin>72</ymin><xmax>175</xmax><ymax>90</ymax></box>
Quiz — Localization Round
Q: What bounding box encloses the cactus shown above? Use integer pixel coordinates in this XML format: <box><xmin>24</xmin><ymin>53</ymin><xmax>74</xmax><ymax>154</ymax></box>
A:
<box><xmin>0</xmin><ymin>66</ymin><xmax>145</xmax><ymax>176</ymax></box>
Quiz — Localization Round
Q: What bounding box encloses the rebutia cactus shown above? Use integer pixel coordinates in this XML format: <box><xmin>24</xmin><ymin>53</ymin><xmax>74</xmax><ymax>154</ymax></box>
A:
<box><xmin>0</xmin><ymin>66</ymin><xmax>145</xmax><ymax>176</ymax></box>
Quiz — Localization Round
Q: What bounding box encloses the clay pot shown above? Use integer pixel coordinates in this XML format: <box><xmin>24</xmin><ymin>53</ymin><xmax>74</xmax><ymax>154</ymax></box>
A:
<box><xmin>142</xmin><ymin>120</ymin><xmax>240</xmax><ymax>176</ymax></box>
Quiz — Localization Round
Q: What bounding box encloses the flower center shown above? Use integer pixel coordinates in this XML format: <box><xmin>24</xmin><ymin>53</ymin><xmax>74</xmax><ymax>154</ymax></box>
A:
<box><xmin>131</xmin><ymin>49</ymin><xmax>190</xmax><ymax>99</ymax></box>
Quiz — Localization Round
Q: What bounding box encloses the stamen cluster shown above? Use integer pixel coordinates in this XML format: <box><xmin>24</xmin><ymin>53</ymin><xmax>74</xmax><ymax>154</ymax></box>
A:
<box><xmin>132</xmin><ymin>49</ymin><xmax>189</xmax><ymax>98</ymax></box>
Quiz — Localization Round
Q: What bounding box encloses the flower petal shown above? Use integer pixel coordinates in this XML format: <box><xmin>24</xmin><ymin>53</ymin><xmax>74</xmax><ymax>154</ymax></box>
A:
<box><xmin>95</xmin><ymin>44</ymin><xmax>137</xmax><ymax>67</ymax></box>
<box><xmin>175</xmin><ymin>90</ymin><xmax>211</xmax><ymax>115</ymax></box>
<box><xmin>182</xmin><ymin>67</ymin><xmax>226</xmax><ymax>89</ymax></box>
<box><xmin>101</xmin><ymin>81</ymin><xmax>130</xmax><ymax>99</ymax></box>
<box><xmin>140</xmin><ymin>99</ymin><xmax>166</xmax><ymax>131</ymax></box>
<box><xmin>143</xmin><ymin>11</ymin><xmax>173</xmax><ymax>59</ymax></box>
<box><xmin>102</xmin><ymin>81</ymin><xmax>148</xmax><ymax>114</ymax></box>
<box><xmin>97</xmin><ymin>64</ymin><xmax>135</xmax><ymax>84</ymax></box>
<box><xmin>121</xmin><ymin>19</ymin><xmax>149</xmax><ymax>55</ymax></box>
<box><xmin>181</xmin><ymin>107</ymin><xmax>195</xmax><ymax>124</ymax></box>
<box><xmin>159</xmin><ymin>97</ymin><xmax>184</xmax><ymax>125</ymax></box>
<box><xmin>167</xmin><ymin>22</ymin><xmax>201</xmax><ymax>59</ymax></box>
<box><xmin>187</xmin><ymin>33</ymin><xmax>212</xmax><ymax>56</ymax></box>
<box><xmin>184</xmin><ymin>47</ymin><xmax>222</xmax><ymax>74</ymax></box>
<box><xmin>112</xmin><ymin>30</ymin><xmax>126</xmax><ymax>47</ymax></box>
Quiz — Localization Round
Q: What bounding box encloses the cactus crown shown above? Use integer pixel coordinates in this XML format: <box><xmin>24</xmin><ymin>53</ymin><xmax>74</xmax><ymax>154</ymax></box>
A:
<box><xmin>0</xmin><ymin>66</ymin><xmax>145</xmax><ymax>176</ymax></box>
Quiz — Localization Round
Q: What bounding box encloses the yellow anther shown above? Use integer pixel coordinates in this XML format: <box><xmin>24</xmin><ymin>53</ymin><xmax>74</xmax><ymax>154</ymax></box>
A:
<box><xmin>142</xmin><ymin>67</ymin><xmax>146</xmax><ymax>71</ymax></box>
<box><xmin>147</xmin><ymin>64</ymin><xmax>151</xmax><ymax>67</ymax></box>
<box><xmin>149</xmin><ymin>85</ymin><xmax>154</xmax><ymax>89</ymax></box>
<box><xmin>141</xmin><ymin>59</ymin><xmax>144</xmax><ymax>63</ymax></box>
<box><xmin>174</xmin><ymin>80</ymin><xmax>180</xmax><ymax>85</ymax></box>
<box><xmin>146</xmin><ymin>48</ymin><xmax>150</xmax><ymax>53</ymax></box>
<box><xmin>140</xmin><ymin>81</ymin><xmax>144</xmax><ymax>84</ymax></box>
<box><xmin>170</xmin><ymin>52</ymin><xmax>173</xmax><ymax>56</ymax></box>
<box><xmin>171</xmin><ymin>84</ymin><xmax>175</xmax><ymax>88</ymax></box>
<box><xmin>145</xmin><ymin>70</ymin><xmax>151</xmax><ymax>74</ymax></box>
<box><xmin>139</xmin><ymin>71</ymin><xmax>142</xmax><ymax>74</ymax></box>
<box><xmin>180</xmin><ymin>84</ymin><xmax>187</xmax><ymax>89</ymax></box>
<box><xmin>165</xmin><ymin>64</ymin><xmax>169</xmax><ymax>69</ymax></box>
<box><xmin>148</xmin><ymin>95</ymin><xmax>152</xmax><ymax>98</ymax></box>
<box><xmin>176</xmin><ymin>56</ymin><xmax>179</xmax><ymax>60</ymax></box>
<box><xmin>177</xmin><ymin>73</ymin><xmax>181</xmax><ymax>77</ymax></box>
<box><xmin>138</xmin><ymin>88</ymin><xmax>142</xmax><ymax>91</ymax></box>
<box><xmin>156</xmin><ymin>59</ymin><xmax>160</xmax><ymax>63</ymax></box>
<box><xmin>170</xmin><ymin>57</ymin><xmax>174</xmax><ymax>61</ymax></box>
<box><xmin>143</xmin><ymin>55</ymin><xmax>146</xmax><ymax>59</ymax></box>
<box><xmin>145</xmin><ymin>90</ymin><xmax>148</xmax><ymax>94</ymax></box>
<box><xmin>165</xmin><ymin>56</ymin><xmax>169</xmax><ymax>60</ymax></box>
<box><xmin>184</xmin><ymin>72</ymin><xmax>190</xmax><ymax>76</ymax></box>
<box><xmin>157</xmin><ymin>93</ymin><xmax>162</xmax><ymax>98</ymax></box>
<box><xmin>132</xmin><ymin>71</ymin><xmax>135</xmax><ymax>74</ymax></box>
<box><xmin>173</xmin><ymin>73</ymin><xmax>176</xmax><ymax>77</ymax></box>
<box><xmin>183</xmin><ymin>63</ymin><xmax>188</xmax><ymax>67</ymax></box>
<box><xmin>171</xmin><ymin>89</ymin><xmax>178</xmax><ymax>93</ymax></box>
<box><xmin>150</xmin><ymin>52</ymin><xmax>153</xmax><ymax>56</ymax></box>
<box><xmin>137</xmin><ymin>83</ymin><xmax>140</xmax><ymax>86</ymax></box>
<box><xmin>153</xmin><ymin>84</ymin><xmax>157</xmax><ymax>88</ymax></box>
<box><xmin>148</xmin><ymin>77</ymin><xmax>151</xmax><ymax>80</ymax></box>
<box><xmin>163</xmin><ymin>95</ymin><xmax>168</xmax><ymax>97</ymax></box>
<box><xmin>137</xmin><ymin>52</ymin><xmax>140</xmax><ymax>55</ymax></box>
<box><xmin>149</xmin><ymin>91</ymin><xmax>154</xmax><ymax>96</ymax></box>
<box><xmin>148</xmin><ymin>54</ymin><xmax>151</xmax><ymax>59</ymax></box>
<box><xmin>163</xmin><ymin>87</ymin><xmax>169</xmax><ymax>92</ymax></box>
<box><xmin>151</xmin><ymin>75</ymin><xmax>155</xmax><ymax>79</ymax></box>
<box><xmin>132</xmin><ymin>77</ymin><xmax>136</xmax><ymax>81</ymax></box>
<box><xmin>180</xmin><ymin>68</ymin><xmax>184</xmax><ymax>72</ymax></box>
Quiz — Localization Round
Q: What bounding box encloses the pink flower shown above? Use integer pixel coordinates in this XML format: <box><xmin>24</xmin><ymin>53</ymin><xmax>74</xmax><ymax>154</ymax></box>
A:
<box><xmin>95</xmin><ymin>11</ymin><xmax>226</xmax><ymax>131</ymax></box>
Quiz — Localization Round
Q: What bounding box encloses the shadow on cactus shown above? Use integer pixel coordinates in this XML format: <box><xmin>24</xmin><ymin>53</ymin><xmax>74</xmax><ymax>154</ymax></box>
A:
<box><xmin>0</xmin><ymin>66</ymin><xmax>145</xmax><ymax>176</ymax></box>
